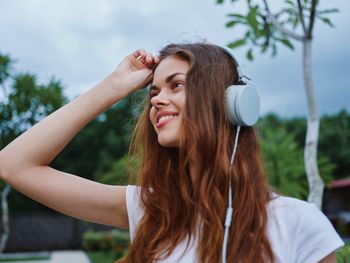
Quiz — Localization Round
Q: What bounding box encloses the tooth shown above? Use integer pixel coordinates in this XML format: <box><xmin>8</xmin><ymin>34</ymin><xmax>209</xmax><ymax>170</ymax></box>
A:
<box><xmin>158</xmin><ymin>114</ymin><xmax>178</xmax><ymax>124</ymax></box>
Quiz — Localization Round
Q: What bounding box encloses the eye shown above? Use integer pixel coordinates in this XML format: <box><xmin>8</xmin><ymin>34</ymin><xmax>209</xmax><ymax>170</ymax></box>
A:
<box><xmin>149</xmin><ymin>89</ymin><xmax>159</xmax><ymax>98</ymax></box>
<box><xmin>172</xmin><ymin>81</ymin><xmax>184</xmax><ymax>89</ymax></box>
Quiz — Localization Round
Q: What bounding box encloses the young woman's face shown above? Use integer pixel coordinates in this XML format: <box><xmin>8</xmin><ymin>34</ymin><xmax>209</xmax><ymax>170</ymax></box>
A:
<box><xmin>149</xmin><ymin>56</ymin><xmax>189</xmax><ymax>147</ymax></box>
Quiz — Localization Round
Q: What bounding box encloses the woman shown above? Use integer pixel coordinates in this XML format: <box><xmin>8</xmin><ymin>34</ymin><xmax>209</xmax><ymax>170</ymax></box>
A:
<box><xmin>0</xmin><ymin>42</ymin><xmax>344</xmax><ymax>262</ymax></box>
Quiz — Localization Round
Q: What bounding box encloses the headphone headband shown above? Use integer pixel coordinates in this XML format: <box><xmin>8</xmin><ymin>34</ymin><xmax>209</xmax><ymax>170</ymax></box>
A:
<box><xmin>219</xmin><ymin>46</ymin><xmax>244</xmax><ymax>81</ymax></box>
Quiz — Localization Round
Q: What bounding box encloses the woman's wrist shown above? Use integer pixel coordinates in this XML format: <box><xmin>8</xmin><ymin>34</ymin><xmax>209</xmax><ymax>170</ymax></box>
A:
<box><xmin>89</xmin><ymin>73</ymin><xmax>131</xmax><ymax>109</ymax></box>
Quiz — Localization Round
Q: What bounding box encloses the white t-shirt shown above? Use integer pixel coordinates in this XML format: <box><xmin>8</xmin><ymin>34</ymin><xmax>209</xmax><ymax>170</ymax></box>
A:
<box><xmin>126</xmin><ymin>185</ymin><xmax>344</xmax><ymax>263</ymax></box>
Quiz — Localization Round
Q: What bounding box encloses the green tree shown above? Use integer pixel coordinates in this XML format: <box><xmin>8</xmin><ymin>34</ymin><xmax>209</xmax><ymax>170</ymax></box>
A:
<box><xmin>217</xmin><ymin>0</ymin><xmax>339</xmax><ymax>208</ymax></box>
<box><xmin>0</xmin><ymin>53</ymin><xmax>14</xmax><ymax>253</ymax></box>
<box><xmin>99</xmin><ymin>155</ymin><xmax>140</xmax><ymax>186</ymax></box>
<box><xmin>318</xmin><ymin>110</ymin><xmax>350</xmax><ymax>179</ymax></box>
<box><xmin>276</xmin><ymin>110</ymin><xmax>350</xmax><ymax>180</ymax></box>
<box><xmin>50</xmin><ymin>90</ymin><xmax>145</xmax><ymax>184</ymax></box>
<box><xmin>259</xmin><ymin>125</ymin><xmax>308</xmax><ymax>198</ymax></box>
<box><xmin>0</xmin><ymin>52</ymin><xmax>67</xmax><ymax>252</ymax></box>
<box><xmin>258</xmin><ymin>114</ymin><xmax>335</xmax><ymax>199</ymax></box>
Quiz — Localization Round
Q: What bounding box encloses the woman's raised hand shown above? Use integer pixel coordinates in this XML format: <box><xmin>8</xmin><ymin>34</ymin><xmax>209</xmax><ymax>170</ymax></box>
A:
<box><xmin>108</xmin><ymin>49</ymin><xmax>160</xmax><ymax>94</ymax></box>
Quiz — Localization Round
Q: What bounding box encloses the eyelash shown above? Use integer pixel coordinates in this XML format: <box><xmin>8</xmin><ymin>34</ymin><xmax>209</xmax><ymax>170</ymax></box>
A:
<box><xmin>173</xmin><ymin>82</ymin><xmax>184</xmax><ymax>88</ymax></box>
<box><xmin>149</xmin><ymin>81</ymin><xmax>184</xmax><ymax>98</ymax></box>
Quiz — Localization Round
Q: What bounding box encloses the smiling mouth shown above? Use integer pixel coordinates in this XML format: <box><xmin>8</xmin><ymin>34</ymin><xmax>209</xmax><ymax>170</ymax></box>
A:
<box><xmin>156</xmin><ymin>114</ymin><xmax>178</xmax><ymax>128</ymax></box>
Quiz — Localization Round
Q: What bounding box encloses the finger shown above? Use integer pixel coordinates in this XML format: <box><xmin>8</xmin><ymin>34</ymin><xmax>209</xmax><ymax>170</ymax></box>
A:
<box><xmin>145</xmin><ymin>56</ymin><xmax>153</xmax><ymax>64</ymax></box>
<box><xmin>154</xmin><ymin>56</ymin><xmax>160</xmax><ymax>64</ymax></box>
<box><xmin>141</xmin><ymin>54</ymin><xmax>155</xmax><ymax>67</ymax></box>
<box><xmin>145</xmin><ymin>51</ymin><xmax>154</xmax><ymax>64</ymax></box>
<box><xmin>147</xmin><ymin>56</ymin><xmax>160</xmax><ymax>70</ymax></box>
<box><xmin>143</xmin><ymin>51</ymin><xmax>154</xmax><ymax>61</ymax></box>
<box><xmin>131</xmin><ymin>49</ymin><xmax>146</xmax><ymax>61</ymax></box>
<box><xmin>141</xmin><ymin>52</ymin><xmax>154</xmax><ymax>66</ymax></box>
<box><xmin>130</xmin><ymin>49</ymin><xmax>157</xmax><ymax>68</ymax></box>
<box><xmin>131</xmin><ymin>50</ymin><xmax>141</xmax><ymax>59</ymax></box>
<box><xmin>136</xmin><ymin>56</ymin><xmax>146</xmax><ymax>64</ymax></box>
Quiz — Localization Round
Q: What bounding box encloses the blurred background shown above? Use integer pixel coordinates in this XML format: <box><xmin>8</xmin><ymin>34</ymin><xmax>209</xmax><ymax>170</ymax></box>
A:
<box><xmin>0</xmin><ymin>0</ymin><xmax>349</xmax><ymax>262</ymax></box>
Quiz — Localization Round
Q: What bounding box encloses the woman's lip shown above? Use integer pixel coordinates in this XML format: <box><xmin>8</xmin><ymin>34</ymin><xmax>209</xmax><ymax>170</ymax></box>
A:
<box><xmin>156</xmin><ymin>118</ymin><xmax>175</xmax><ymax>129</ymax></box>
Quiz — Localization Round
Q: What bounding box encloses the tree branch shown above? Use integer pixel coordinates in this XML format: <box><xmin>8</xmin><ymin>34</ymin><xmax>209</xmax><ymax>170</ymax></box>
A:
<box><xmin>262</xmin><ymin>0</ymin><xmax>305</xmax><ymax>41</ymax></box>
<box><xmin>307</xmin><ymin>0</ymin><xmax>318</xmax><ymax>38</ymax></box>
<box><xmin>297</xmin><ymin>0</ymin><xmax>307</xmax><ymax>34</ymax></box>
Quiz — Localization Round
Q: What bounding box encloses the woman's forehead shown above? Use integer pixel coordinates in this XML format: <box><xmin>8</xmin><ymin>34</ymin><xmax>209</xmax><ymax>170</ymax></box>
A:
<box><xmin>153</xmin><ymin>56</ymin><xmax>189</xmax><ymax>82</ymax></box>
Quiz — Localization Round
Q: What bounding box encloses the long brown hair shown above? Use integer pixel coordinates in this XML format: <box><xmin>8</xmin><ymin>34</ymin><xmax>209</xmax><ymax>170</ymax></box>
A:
<box><xmin>122</xmin><ymin>43</ymin><xmax>274</xmax><ymax>262</ymax></box>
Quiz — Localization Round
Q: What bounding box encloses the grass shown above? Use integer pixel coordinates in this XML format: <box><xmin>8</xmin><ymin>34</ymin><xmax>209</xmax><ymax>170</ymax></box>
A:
<box><xmin>0</xmin><ymin>252</ymin><xmax>50</xmax><ymax>262</ymax></box>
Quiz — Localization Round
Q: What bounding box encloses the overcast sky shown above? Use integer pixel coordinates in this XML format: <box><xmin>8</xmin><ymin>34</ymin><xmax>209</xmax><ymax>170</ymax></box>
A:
<box><xmin>1</xmin><ymin>0</ymin><xmax>349</xmax><ymax>117</ymax></box>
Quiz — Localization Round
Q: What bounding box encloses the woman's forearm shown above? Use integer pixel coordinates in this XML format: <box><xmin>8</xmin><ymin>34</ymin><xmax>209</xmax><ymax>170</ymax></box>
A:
<box><xmin>0</xmin><ymin>75</ymin><xmax>128</xmax><ymax>177</ymax></box>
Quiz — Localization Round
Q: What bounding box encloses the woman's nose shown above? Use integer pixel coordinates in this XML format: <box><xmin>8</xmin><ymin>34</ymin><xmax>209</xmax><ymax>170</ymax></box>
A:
<box><xmin>151</xmin><ymin>91</ymin><xmax>170</xmax><ymax>107</ymax></box>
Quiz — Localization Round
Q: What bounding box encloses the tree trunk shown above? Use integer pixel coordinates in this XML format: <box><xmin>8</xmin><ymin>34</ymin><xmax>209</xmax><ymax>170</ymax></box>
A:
<box><xmin>302</xmin><ymin>39</ymin><xmax>324</xmax><ymax>209</ymax></box>
<box><xmin>0</xmin><ymin>185</ymin><xmax>11</xmax><ymax>253</ymax></box>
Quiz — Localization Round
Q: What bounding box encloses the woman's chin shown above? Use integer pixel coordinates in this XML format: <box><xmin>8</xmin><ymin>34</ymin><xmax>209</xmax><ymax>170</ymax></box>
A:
<box><xmin>158</xmin><ymin>137</ymin><xmax>179</xmax><ymax>148</ymax></box>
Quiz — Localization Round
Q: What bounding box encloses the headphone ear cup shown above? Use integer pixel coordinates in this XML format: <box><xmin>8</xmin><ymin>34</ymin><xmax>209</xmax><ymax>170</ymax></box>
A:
<box><xmin>225</xmin><ymin>84</ymin><xmax>260</xmax><ymax>126</ymax></box>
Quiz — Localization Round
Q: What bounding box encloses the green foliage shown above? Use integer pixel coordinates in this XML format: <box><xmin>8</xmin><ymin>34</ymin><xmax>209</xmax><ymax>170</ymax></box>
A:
<box><xmin>99</xmin><ymin>155</ymin><xmax>140</xmax><ymax>185</ymax></box>
<box><xmin>0</xmin><ymin>73</ymin><xmax>67</xmax><ymax>148</ymax></box>
<box><xmin>319</xmin><ymin>110</ymin><xmax>350</xmax><ymax>179</ymax></box>
<box><xmin>0</xmin><ymin>52</ymin><xmax>68</xmax><ymax>210</ymax></box>
<box><xmin>0</xmin><ymin>253</ymin><xmax>50</xmax><ymax>262</ymax></box>
<box><xmin>216</xmin><ymin>0</ymin><xmax>338</xmax><ymax>60</ymax></box>
<box><xmin>0</xmin><ymin>53</ymin><xmax>13</xmax><ymax>84</ymax></box>
<box><xmin>258</xmin><ymin>121</ymin><xmax>308</xmax><ymax>198</ymax></box>
<box><xmin>316</xmin><ymin>8</ymin><xmax>339</xmax><ymax>28</ymax></box>
<box><xmin>277</xmin><ymin>38</ymin><xmax>294</xmax><ymax>50</ymax></box>
<box><xmin>83</xmin><ymin>229</ymin><xmax>129</xmax><ymax>260</ymax></box>
<box><xmin>258</xmin><ymin>113</ymin><xmax>337</xmax><ymax>199</ymax></box>
<box><xmin>51</xmin><ymin>90</ymin><xmax>145</xmax><ymax>185</ymax></box>
<box><xmin>86</xmin><ymin>251</ymin><xmax>120</xmax><ymax>263</ymax></box>
<box><xmin>337</xmin><ymin>245</ymin><xmax>350</xmax><ymax>263</ymax></box>
<box><xmin>281</xmin><ymin>111</ymin><xmax>350</xmax><ymax>180</ymax></box>
<box><xmin>228</xmin><ymin>39</ymin><xmax>246</xmax><ymax>49</ymax></box>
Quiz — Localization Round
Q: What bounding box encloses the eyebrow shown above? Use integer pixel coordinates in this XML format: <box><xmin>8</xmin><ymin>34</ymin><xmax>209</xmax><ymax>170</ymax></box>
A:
<box><xmin>150</xmin><ymin>72</ymin><xmax>185</xmax><ymax>91</ymax></box>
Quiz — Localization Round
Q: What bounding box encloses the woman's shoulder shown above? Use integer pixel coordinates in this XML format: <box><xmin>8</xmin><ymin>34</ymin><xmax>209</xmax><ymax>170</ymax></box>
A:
<box><xmin>266</xmin><ymin>193</ymin><xmax>317</xmax><ymax>236</ymax></box>
<box><xmin>268</xmin><ymin>193</ymin><xmax>311</xmax><ymax>214</ymax></box>
<box><xmin>267</xmin><ymin>193</ymin><xmax>334</xmax><ymax>235</ymax></box>
<box><xmin>267</xmin><ymin>193</ymin><xmax>344</xmax><ymax>263</ymax></box>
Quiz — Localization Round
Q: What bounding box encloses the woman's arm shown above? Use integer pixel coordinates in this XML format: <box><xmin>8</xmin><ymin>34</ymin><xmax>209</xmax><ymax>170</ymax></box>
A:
<box><xmin>0</xmin><ymin>49</ymin><xmax>158</xmax><ymax>229</ymax></box>
<box><xmin>319</xmin><ymin>252</ymin><xmax>336</xmax><ymax>263</ymax></box>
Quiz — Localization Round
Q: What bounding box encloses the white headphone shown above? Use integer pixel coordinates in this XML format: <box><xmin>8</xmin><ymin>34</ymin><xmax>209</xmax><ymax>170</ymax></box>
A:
<box><xmin>220</xmin><ymin>46</ymin><xmax>260</xmax><ymax>126</ymax></box>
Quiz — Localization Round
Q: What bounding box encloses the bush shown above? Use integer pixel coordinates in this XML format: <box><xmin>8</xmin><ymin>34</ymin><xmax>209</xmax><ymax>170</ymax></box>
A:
<box><xmin>86</xmin><ymin>251</ymin><xmax>120</xmax><ymax>263</ymax></box>
<box><xmin>83</xmin><ymin>229</ymin><xmax>130</xmax><ymax>259</ymax></box>
<box><xmin>337</xmin><ymin>245</ymin><xmax>350</xmax><ymax>263</ymax></box>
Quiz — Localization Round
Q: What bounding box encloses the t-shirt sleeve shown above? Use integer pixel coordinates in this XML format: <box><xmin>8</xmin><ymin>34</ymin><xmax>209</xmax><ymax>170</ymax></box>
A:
<box><xmin>293</xmin><ymin>203</ymin><xmax>344</xmax><ymax>263</ymax></box>
<box><xmin>126</xmin><ymin>185</ymin><xmax>144</xmax><ymax>242</ymax></box>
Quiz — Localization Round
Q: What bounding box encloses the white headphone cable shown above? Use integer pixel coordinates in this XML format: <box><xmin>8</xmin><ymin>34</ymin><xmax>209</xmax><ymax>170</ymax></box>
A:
<box><xmin>222</xmin><ymin>125</ymin><xmax>241</xmax><ymax>263</ymax></box>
